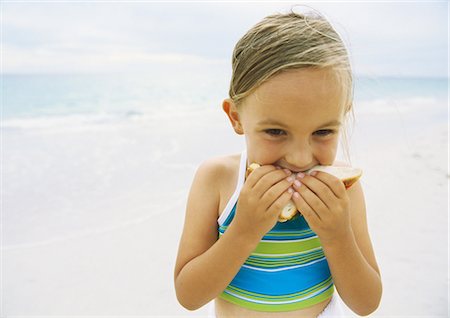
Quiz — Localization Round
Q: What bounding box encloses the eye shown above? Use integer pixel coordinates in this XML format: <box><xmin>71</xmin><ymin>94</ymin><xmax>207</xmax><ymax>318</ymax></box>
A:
<box><xmin>264</xmin><ymin>129</ymin><xmax>287</xmax><ymax>137</ymax></box>
<box><xmin>313</xmin><ymin>129</ymin><xmax>334</xmax><ymax>137</ymax></box>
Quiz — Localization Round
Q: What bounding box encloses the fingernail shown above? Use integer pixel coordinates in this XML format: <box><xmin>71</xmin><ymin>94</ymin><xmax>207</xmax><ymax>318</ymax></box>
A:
<box><xmin>310</xmin><ymin>171</ymin><xmax>317</xmax><ymax>176</ymax></box>
<box><xmin>297</xmin><ymin>172</ymin><xmax>305</xmax><ymax>179</ymax></box>
<box><xmin>283</xmin><ymin>169</ymin><xmax>292</xmax><ymax>175</ymax></box>
<box><xmin>293</xmin><ymin>192</ymin><xmax>300</xmax><ymax>198</ymax></box>
<box><xmin>287</xmin><ymin>187</ymin><xmax>294</xmax><ymax>194</ymax></box>
<box><xmin>287</xmin><ymin>176</ymin><xmax>295</xmax><ymax>182</ymax></box>
<box><xmin>294</xmin><ymin>180</ymin><xmax>302</xmax><ymax>187</ymax></box>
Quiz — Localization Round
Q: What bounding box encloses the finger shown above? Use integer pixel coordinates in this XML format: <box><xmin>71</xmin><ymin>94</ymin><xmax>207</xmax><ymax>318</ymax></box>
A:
<box><xmin>294</xmin><ymin>179</ymin><xmax>329</xmax><ymax>216</ymax></box>
<box><xmin>267</xmin><ymin>190</ymin><xmax>293</xmax><ymax>217</ymax></box>
<box><xmin>296</xmin><ymin>174</ymin><xmax>336</xmax><ymax>209</ymax></box>
<box><xmin>260</xmin><ymin>176</ymin><xmax>294</xmax><ymax>207</ymax></box>
<box><xmin>292</xmin><ymin>191</ymin><xmax>321</xmax><ymax>223</ymax></box>
<box><xmin>253</xmin><ymin>168</ymin><xmax>293</xmax><ymax>197</ymax></box>
<box><xmin>309</xmin><ymin>171</ymin><xmax>347</xmax><ymax>199</ymax></box>
<box><xmin>245</xmin><ymin>165</ymin><xmax>277</xmax><ymax>188</ymax></box>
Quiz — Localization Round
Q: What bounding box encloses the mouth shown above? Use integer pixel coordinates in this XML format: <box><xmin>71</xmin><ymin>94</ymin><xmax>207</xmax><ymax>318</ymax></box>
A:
<box><xmin>277</xmin><ymin>165</ymin><xmax>317</xmax><ymax>173</ymax></box>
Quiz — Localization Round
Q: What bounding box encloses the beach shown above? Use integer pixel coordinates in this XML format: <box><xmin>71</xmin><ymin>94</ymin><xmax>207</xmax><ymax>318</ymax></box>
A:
<box><xmin>2</xmin><ymin>1</ymin><xmax>448</xmax><ymax>316</ymax></box>
<box><xmin>2</xmin><ymin>74</ymin><xmax>448</xmax><ymax>317</ymax></box>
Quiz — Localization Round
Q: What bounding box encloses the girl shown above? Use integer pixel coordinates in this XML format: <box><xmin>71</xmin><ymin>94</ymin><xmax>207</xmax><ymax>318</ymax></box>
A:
<box><xmin>174</xmin><ymin>10</ymin><xmax>382</xmax><ymax>318</ymax></box>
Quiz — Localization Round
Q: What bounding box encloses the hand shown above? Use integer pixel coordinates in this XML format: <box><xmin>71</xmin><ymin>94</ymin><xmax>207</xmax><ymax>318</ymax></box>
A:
<box><xmin>292</xmin><ymin>171</ymin><xmax>352</xmax><ymax>245</ymax></box>
<box><xmin>231</xmin><ymin>165</ymin><xmax>294</xmax><ymax>242</ymax></box>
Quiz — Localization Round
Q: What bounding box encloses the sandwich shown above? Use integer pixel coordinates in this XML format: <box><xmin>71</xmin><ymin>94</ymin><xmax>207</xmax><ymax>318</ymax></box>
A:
<box><xmin>246</xmin><ymin>163</ymin><xmax>362</xmax><ymax>222</ymax></box>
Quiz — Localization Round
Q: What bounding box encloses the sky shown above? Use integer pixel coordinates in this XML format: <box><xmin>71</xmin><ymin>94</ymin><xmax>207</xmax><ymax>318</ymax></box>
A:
<box><xmin>1</xmin><ymin>1</ymin><xmax>448</xmax><ymax>77</ymax></box>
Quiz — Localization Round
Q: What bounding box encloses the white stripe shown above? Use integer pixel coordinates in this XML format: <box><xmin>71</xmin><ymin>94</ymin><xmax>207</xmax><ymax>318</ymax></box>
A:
<box><xmin>217</xmin><ymin>150</ymin><xmax>247</xmax><ymax>226</ymax></box>
<box><xmin>224</xmin><ymin>281</ymin><xmax>333</xmax><ymax>305</ymax></box>
<box><xmin>241</xmin><ymin>256</ymin><xmax>327</xmax><ymax>272</ymax></box>
<box><xmin>260</xmin><ymin>235</ymin><xmax>318</xmax><ymax>243</ymax></box>
<box><xmin>251</xmin><ymin>246</ymin><xmax>323</xmax><ymax>257</ymax></box>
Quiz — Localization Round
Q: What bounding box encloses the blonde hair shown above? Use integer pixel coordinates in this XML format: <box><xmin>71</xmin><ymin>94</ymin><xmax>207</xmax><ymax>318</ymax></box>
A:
<box><xmin>229</xmin><ymin>10</ymin><xmax>355</xmax><ymax>161</ymax></box>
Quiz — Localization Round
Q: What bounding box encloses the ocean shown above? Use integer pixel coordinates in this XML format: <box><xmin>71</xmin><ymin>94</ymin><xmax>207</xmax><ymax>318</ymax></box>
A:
<box><xmin>3</xmin><ymin>73</ymin><xmax>447</xmax><ymax>121</ymax></box>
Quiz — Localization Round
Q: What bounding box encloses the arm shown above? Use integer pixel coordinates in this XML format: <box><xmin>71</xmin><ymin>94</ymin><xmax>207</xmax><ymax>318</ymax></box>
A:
<box><xmin>321</xmin><ymin>181</ymin><xmax>382</xmax><ymax>316</ymax></box>
<box><xmin>174</xmin><ymin>159</ymin><xmax>293</xmax><ymax>310</ymax></box>
<box><xmin>292</xmin><ymin>174</ymin><xmax>382</xmax><ymax>316</ymax></box>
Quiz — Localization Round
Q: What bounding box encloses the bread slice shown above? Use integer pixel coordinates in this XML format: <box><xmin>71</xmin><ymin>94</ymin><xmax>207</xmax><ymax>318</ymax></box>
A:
<box><xmin>246</xmin><ymin>163</ymin><xmax>362</xmax><ymax>222</ymax></box>
<box><xmin>307</xmin><ymin>165</ymin><xmax>362</xmax><ymax>189</ymax></box>
<box><xmin>246</xmin><ymin>163</ymin><xmax>298</xmax><ymax>222</ymax></box>
<box><xmin>246</xmin><ymin>163</ymin><xmax>262</xmax><ymax>179</ymax></box>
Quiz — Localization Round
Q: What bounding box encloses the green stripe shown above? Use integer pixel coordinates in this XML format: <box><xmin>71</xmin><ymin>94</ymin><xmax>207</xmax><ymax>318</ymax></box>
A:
<box><xmin>245</xmin><ymin>250</ymin><xmax>325</xmax><ymax>268</ymax></box>
<box><xmin>219</xmin><ymin>229</ymin><xmax>322</xmax><ymax>256</ymax></box>
<box><xmin>224</xmin><ymin>276</ymin><xmax>333</xmax><ymax>301</ymax></box>
<box><xmin>264</xmin><ymin>229</ymin><xmax>315</xmax><ymax>238</ymax></box>
<box><xmin>219</xmin><ymin>226</ymin><xmax>314</xmax><ymax>238</ymax></box>
<box><xmin>220</xmin><ymin>284</ymin><xmax>334</xmax><ymax>312</ymax></box>
<box><xmin>249</xmin><ymin>249</ymin><xmax>323</xmax><ymax>260</ymax></box>
<box><xmin>252</xmin><ymin>237</ymin><xmax>321</xmax><ymax>255</ymax></box>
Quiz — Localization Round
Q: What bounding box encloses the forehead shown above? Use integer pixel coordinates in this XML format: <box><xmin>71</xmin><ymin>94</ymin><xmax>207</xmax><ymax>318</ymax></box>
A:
<box><xmin>241</xmin><ymin>68</ymin><xmax>345</xmax><ymax>126</ymax></box>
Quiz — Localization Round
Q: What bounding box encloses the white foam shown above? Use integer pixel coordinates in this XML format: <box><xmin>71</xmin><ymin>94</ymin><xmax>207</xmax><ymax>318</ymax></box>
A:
<box><xmin>356</xmin><ymin>96</ymin><xmax>445</xmax><ymax>115</ymax></box>
<box><xmin>2</xmin><ymin>112</ymin><xmax>130</xmax><ymax>131</ymax></box>
<box><xmin>1</xmin><ymin>106</ymin><xmax>218</xmax><ymax>134</ymax></box>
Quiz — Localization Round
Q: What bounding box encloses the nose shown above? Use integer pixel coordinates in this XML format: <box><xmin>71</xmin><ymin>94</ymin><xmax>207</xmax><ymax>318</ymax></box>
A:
<box><xmin>284</xmin><ymin>140</ymin><xmax>314</xmax><ymax>171</ymax></box>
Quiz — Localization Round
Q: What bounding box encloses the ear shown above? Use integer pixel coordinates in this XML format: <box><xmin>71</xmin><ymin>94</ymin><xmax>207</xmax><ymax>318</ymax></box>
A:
<box><xmin>222</xmin><ymin>99</ymin><xmax>244</xmax><ymax>135</ymax></box>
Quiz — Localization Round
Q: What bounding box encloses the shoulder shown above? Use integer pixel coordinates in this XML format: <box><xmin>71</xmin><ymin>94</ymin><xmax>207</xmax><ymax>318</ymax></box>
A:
<box><xmin>194</xmin><ymin>153</ymin><xmax>240</xmax><ymax>185</ymax></box>
<box><xmin>181</xmin><ymin>154</ymin><xmax>240</xmax><ymax>240</ymax></box>
<box><xmin>189</xmin><ymin>153</ymin><xmax>241</xmax><ymax>204</ymax></box>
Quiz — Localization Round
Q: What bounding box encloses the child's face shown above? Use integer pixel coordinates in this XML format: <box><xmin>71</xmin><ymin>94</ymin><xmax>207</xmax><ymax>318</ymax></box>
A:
<box><xmin>229</xmin><ymin>68</ymin><xmax>346</xmax><ymax>171</ymax></box>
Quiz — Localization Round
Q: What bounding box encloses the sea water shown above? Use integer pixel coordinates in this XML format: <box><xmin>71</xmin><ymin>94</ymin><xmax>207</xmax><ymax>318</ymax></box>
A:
<box><xmin>3</xmin><ymin>73</ymin><xmax>447</xmax><ymax>120</ymax></box>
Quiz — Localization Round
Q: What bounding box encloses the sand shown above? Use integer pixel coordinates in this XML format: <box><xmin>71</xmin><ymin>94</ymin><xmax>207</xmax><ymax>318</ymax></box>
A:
<box><xmin>2</xmin><ymin>97</ymin><xmax>448</xmax><ymax>317</ymax></box>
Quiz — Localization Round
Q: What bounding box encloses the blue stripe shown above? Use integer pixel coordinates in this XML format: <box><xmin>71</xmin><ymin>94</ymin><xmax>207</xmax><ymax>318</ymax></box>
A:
<box><xmin>229</xmin><ymin>257</ymin><xmax>332</xmax><ymax>296</ymax></box>
<box><xmin>221</xmin><ymin>207</ymin><xmax>317</xmax><ymax>240</ymax></box>
<box><xmin>246</xmin><ymin>250</ymin><xmax>325</xmax><ymax>269</ymax></box>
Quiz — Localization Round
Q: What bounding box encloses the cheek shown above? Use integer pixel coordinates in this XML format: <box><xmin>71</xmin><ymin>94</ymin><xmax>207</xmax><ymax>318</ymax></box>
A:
<box><xmin>245</xmin><ymin>135</ymin><xmax>283</xmax><ymax>165</ymax></box>
<box><xmin>314</xmin><ymin>138</ymin><xmax>339</xmax><ymax>163</ymax></box>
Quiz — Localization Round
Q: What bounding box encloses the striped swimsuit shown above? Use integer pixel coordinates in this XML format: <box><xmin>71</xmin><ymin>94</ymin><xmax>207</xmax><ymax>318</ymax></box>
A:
<box><xmin>217</xmin><ymin>151</ymin><xmax>334</xmax><ymax>312</ymax></box>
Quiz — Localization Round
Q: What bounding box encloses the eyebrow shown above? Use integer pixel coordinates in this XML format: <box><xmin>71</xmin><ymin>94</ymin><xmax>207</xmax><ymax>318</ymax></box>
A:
<box><xmin>257</xmin><ymin>119</ymin><xmax>342</xmax><ymax>127</ymax></box>
<box><xmin>320</xmin><ymin>120</ymin><xmax>342</xmax><ymax>127</ymax></box>
<box><xmin>256</xmin><ymin>119</ymin><xmax>288</xmax><ymax>127</ymax></box>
